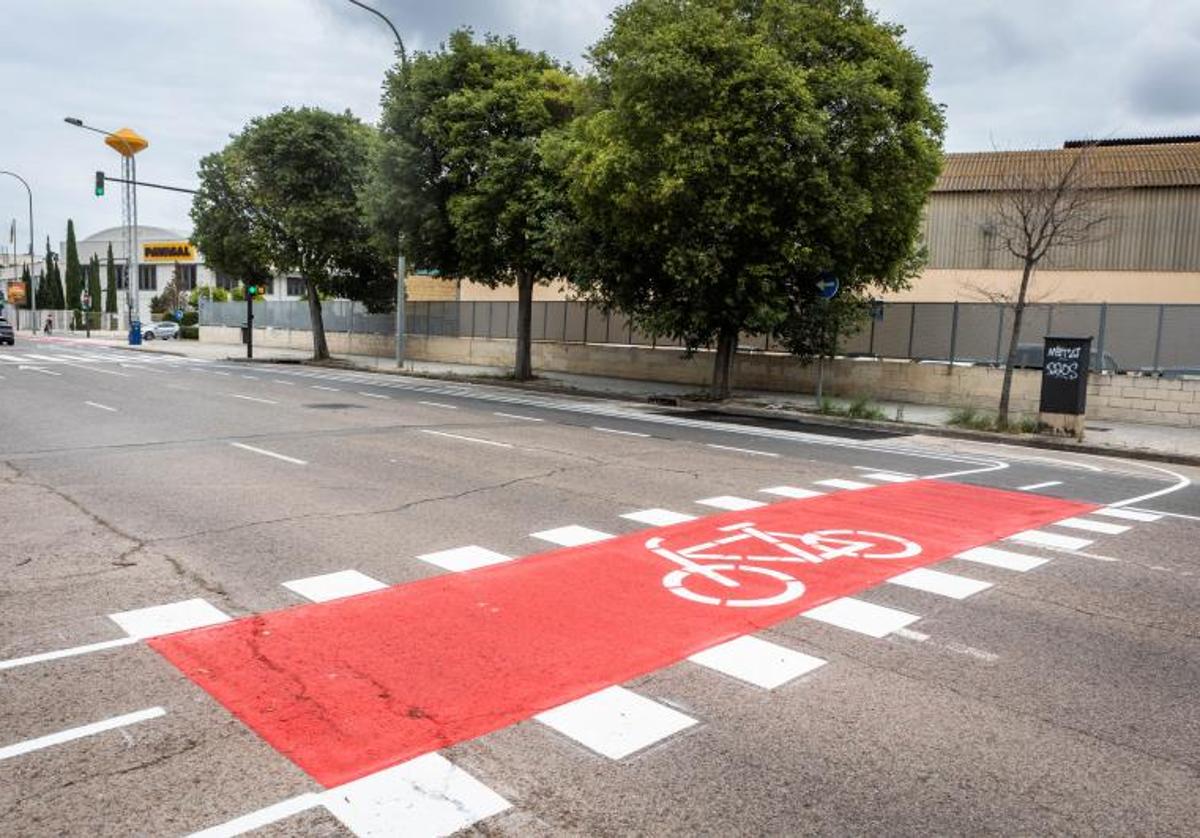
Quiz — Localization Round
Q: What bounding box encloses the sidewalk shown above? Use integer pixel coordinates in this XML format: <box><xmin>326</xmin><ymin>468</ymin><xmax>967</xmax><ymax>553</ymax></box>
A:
<box><xmin>71</xmin><ymin>335</ymin><xmax>1199</xmax><ymax>464</ymax></box>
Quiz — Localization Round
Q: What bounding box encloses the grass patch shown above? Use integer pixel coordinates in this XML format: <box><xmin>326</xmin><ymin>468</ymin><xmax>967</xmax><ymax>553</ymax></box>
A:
<box><xmin>817</xmin><ymin>396</ymin><xmax>887</xmax><ymax>421</ymax></box>
<box><xmin>947</xmin><ymin>407</ymin><xmax>1041</xmax><ymax>435</ymax></box>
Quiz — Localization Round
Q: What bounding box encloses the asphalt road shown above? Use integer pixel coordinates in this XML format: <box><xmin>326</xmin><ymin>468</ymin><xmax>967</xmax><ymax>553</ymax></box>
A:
<box><xmin>1</xmin><ymin>337</ymin><xmax>1197</xmax><ymax>837</ymax></box>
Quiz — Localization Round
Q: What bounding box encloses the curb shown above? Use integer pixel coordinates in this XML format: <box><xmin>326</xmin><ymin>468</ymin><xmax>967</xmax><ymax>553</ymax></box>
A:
<box><xmin>672</xmin><ymin>399</ymin><xmax>1200</xmax><ymax>468</ymax></box>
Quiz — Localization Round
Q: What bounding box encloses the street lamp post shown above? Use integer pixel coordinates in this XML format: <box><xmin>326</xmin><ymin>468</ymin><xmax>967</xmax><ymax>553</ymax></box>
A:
<box><xmin>0</xmin><ymin>170</ymin><xmax>36</xmax><ymax>334</ymax></box>
<box><xmin>64</xmin><ymin>118</ymin><xmax>149</xmax><ymax>345</ymax></box>
<box><xmin>345</xmin><ymin>0</ymin><xmax>410</xmax><ymax>368</ymax></box>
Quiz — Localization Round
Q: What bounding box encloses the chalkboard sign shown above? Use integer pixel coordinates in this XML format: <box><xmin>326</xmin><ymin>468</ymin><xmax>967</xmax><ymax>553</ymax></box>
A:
<box><xmin>1039</xmin><ymin>336</ymin><xmax>1092</xmax><ymax>415</ymax></box>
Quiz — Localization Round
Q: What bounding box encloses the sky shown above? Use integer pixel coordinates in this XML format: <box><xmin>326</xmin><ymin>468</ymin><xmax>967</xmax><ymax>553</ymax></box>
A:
<box><xmin>1</xmin><ymin>0</ymin><xmax>1198</xmax><ymax>255</ymax></box>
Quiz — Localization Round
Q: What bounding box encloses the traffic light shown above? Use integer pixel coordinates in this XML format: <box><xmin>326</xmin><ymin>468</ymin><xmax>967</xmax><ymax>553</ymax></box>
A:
<box><xmin>247</xmin><ymin>285</ymin><xmax>258</xmax><ymax>296</ymax></box>
<box><xmin>94</xmin><ymin>171</ymin><xmax>105</xmax><ymax>197</ymax></box>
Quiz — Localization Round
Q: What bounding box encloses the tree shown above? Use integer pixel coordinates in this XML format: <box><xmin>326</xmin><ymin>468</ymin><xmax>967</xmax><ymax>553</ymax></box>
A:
<box><xmin>19</xmin><ymin>264</ymin><xmax>32</xmax><ymax>309</ymax></box>
<box><xmin>105</xmin><ymin>243</ymin><xmax>119</xmax><ymax>314</ymax></box>
<box><xmin>191</xmin><ymin>107</ymin><xmax>392</xmax><ymax>360</ymax></box>
<box><xmin>988</xmin><ymin>144</ymin><xmax>1112</xmax><ymax>425</ymax></box>
<box><xmin>188</xmin><ymin>286</ymin><xmax>229</xmax><ymax>306</ymax></box>
<box><xmin>64</xmin><ymin>219</ymin><xmax>82</xmax><ymax>310</ymax></box>
<box><xmin>87</xmin><ymin>254</ymin><xmax>103</xmax><ymax>326</ymax></box>
<box><xmin>372</xmin><ymin>30</ymin><xmax>582</xmax><ymax>380</ymax></box>
<box><xmin>551</xmin><ymin>0</ymin><xmax>943</xmax><ymax>397</ymax></box>
<box><xmin>38</xmin><ymin>238</ymin><xmax>64</xmax><ymax>311</ymax></box>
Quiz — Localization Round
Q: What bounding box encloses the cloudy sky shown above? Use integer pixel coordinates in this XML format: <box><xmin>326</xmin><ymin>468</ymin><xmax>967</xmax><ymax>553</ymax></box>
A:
<box><xmin>2</xmin><ymin>0</ymin><xmax>1198</xmax><ymax>254</ymax></box>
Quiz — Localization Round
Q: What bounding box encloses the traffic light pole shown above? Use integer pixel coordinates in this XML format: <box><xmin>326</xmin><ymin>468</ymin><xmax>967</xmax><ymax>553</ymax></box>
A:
<box><xmin>246</xmin><ymin>291</ymin><xmax>254</xmax><ymax>359</ymax></box>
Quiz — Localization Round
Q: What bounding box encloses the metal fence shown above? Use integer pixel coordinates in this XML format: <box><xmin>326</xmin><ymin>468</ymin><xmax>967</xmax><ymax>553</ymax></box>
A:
<box><xmin>201</xmin><ymin>299</ymin><xmax>1200</xmax><ymax>373</ymax></box>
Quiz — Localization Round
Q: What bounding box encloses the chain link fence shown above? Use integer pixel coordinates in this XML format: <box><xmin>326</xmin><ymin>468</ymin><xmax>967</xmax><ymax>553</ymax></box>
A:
<box><xmin>201</xmin><ymin>299</ymin><xmax>1200</xmax><ymax>374</ymax></box>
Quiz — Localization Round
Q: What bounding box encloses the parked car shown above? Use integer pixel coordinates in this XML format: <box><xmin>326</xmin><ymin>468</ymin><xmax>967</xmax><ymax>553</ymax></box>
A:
<box><xmin>143</xmin><ymin>321</ymin><xmax>180</xmax><ymax>340</ymax></box>
<box><xmin>0</xmin><ymin>316</ymin><xmax>14</xmax><ymax>346</ymax></box>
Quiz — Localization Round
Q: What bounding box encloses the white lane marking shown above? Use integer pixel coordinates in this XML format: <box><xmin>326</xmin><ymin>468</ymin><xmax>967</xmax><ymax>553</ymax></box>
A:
<box><xmin>1094</xmin><ymin>507</ymin><xmax>1162</xmax><ymax>522</ymax></box>
<box><xmin>230</xmin><ymin>442</ymin><xmax>308</xmax><ymax>465</ymax></box>
<box><xmin>109</xmin><ymin>598</ymin><xmax>232</xmax><ymax>639</ymax></box>
<box><xmin>887</xmin><ymin>568</ymin><xmax>992</xmax><ymax>600</ymax></box>
<box><xmin>210</xmin><ymin>365</ymin><xmax>1012</xmax><ymax>476</ymax></box>
<box><xmin>955</xmin><ymin>546</ymin><xmax>1048</xmax><ymax>572</ymax></box>
<box><xmin>1008</xmin><ymin>529</ymin><xmax>1093</xmax><ymax>551</ymax></box>
<box><xmin>240</xmin><ymin>375</ymin><xmax>259</xmax><ymax>380</ymax></box>
<box><xmin>0</xmin><ymin>637</ymin><xmax>138</xmax><ymax>672</ymax></box>
<box><xmin>688</xmin><ymin>636</ymin><xmax>826</xmax><ymax>689</ymax></box>
<box><xmin>271</xmin><ymin>379</ymin><xmax>296</xmax><ymax>386</ymax></box>
<box><xmin>760</xmin><ymin>486</ymin><xmax>824</xmax><ymax>500</ymax></box>
<box><xmin>1018</xmin><ymin>481</ymin><xmax>1063</xmax><ymax>491</ymax></box>
<box><xmin>311</xmin><ymin>385</ymin><xmax>339</xmax><ymax>391</ymax></box>
<box><xmin>815</xmin><ymin>479</ymin><xmax>873</xmax><ymax>491</ymax></box>
<box><xmin>696</xmin><ymin>495</ymin><xmax>765</xmax><ymax>511</ymax></box>
<box><xmin>535</xmin><ymin>686</ymin><xmax>697</xmax><ymax>759</ymax></box>
<box><xmin>621</xmin><ymin>508</ymin><xmax>697</xmax><ymax>527</ymax></box>
<box><xmin>282</xmin><ymin>570</ymin><xmax>388</xmax><ymax>603</ymax></box>
<box><xmin>532</xmin><ymin>525</ymin><xmax>614</xmax><ymax>547</ymax></box>
<box><xmin>63</xmin><ymin>361</ymin><xmax>131</xmax><ymax>377</ymax></box>
<box><xmin>802</xmin><ymin>597</ymin><xmax>920</xmax><ymax>637</ymax></box>
<box><xmin>187</xmin><ymin>793</ymin><xmax>323</xmax><ymax>838</ymax></box>
<box><xmin>417</xmin><ymin>545</ymin><xmax>513</xmax><ymax>572</ymax></box>
<box><xmin>1052</xmin><ymin>517</ymin><xmax>1131</xmax><ymax>535</ymax></box>
<box><xmin>358</xmin><ymin>391</ymin><xmax>390</xmax><ymax>400</ymax></box>
<box><xmin>860</xmin><ymin>472</ymin><xmax>917</xmax><ymax>483</ymax></box>
<box><xmin>212</xmin><ymin>371</ymin><xmax>232</xmax><ymax>376</ymax></box>
<box><xmin>228</xmin><ymin>394</ymin><xmax>278</xmax><ymax>405</ymax></box>
<box><xmin>418</xmin><ymin>400</ymin><xmax>459</xmax><ymax>410</ymax></box>
<box><xmin>420</xmin><ymin>429</ymin><xmax>512</xmax><ymax>449</ymax></box>
<box><xmin>493</xmin><ymin>411</ymin><xmax>543</xmax><ymax>422</ymax></box>
<box><xmin>895</xmin><ymin>628</ymin><xmax>931</xmax><ymax>642</ymax></box>
<box><xmin>1110</xmin><ymin>463</ymin><xmax>1191</xmax><ymax>509</ymax></box>
<box><xmin>84</xmin><ymin>401</ymin><xmax>118</xmax><ymax>412</ymax></box>
<box><xmin>1128</xmin><ymin>507</ymin><xmax>1200</xmax><ymax>522</ymax></box>
<box><xmin>18</xmin><ymin>365</ymin><xmax>61</xmax><ymax>375</ymax></box>
<box><xmin>893</xmin><ymin>627</ymin><xmax>997</xmax><ymax>661</ymax></box>
<box><xmin>324</xmin><ymin>753</ymin><xmax>511</xmax><ymax>838</ymax></box>
<box><xmin>0</xmin><ymin>707</ymin><xmax>165</xmax><ymax>762</ymax></box>
<box><xmin>1022</xmin><ymin>456</ymin><xmax>1103</xmax><ymax>472</ymax></box>
<box><xmin>592</xmin><ymin>426</ymin><xmax>650</xmax><ymax>438</ymax></box>
<box><xmin>706</xmin><ymin>443</ymin><xmax>779</xmax><ymax>458</ymax></box>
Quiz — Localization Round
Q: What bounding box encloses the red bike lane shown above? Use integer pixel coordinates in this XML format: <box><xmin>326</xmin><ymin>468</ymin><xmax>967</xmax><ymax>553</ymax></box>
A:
<box><xmin>151</xmin><ymin>480</ymin><xmax>1092</xmax><ymax>787</ymax></box>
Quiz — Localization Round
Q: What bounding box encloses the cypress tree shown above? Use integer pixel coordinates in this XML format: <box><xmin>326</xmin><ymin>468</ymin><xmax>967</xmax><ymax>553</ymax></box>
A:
<box><xmin>87</xmin><ymin>254</ymin><xmax>103</xmax><ymax>325</ymax></box>
<box><xmin>20</xmin><ymin>264</ymin><xmax>32</xmax><ymax>309</ymax></box>
<box><xmin>64</xmin><ymin>219</ymin><xmax>82</xmax><ymax>310</ymax></box>
<box><xmin>104</xmin><ymin>243</ymin><xmax>118</xmax><ymax>313</ymax></box>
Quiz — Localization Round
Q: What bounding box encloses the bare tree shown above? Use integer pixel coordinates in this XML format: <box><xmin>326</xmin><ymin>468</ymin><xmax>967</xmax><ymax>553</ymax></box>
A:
<box><xmin>988</xmin><ymin>144</ymin><xmax>1113</xmax><ymax>425</ymax></box>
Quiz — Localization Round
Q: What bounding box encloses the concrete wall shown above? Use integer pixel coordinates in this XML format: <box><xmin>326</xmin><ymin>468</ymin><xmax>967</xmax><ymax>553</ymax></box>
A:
<box><xmin>201</xmin><ymin>326</ymin><xmax>1200</xmax><ymax>428</ymax></box>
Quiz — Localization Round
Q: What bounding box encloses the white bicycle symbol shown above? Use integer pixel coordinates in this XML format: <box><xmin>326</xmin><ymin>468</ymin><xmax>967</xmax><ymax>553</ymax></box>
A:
<box><xmin>647</xmin><ymin>522</ymin><xmax>921</xmax><ymax>608</ymax></box>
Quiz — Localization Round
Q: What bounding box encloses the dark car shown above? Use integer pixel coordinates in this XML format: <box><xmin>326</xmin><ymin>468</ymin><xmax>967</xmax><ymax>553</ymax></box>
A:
<box><xmin>0</xmin><ymin>317</ymin><xmax>14</xmax><ymax>346</ymax></box>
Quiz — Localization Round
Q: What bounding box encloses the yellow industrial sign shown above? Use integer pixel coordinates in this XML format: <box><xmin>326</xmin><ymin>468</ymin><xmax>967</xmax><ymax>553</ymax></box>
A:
<box><xmin>142</xmin><ymin>241</ymin><xmax>196</xmax><ymax>262</ymax></box>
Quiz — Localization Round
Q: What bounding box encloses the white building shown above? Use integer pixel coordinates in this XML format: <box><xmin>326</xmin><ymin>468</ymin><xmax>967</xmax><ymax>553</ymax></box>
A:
<box><xmin>72</xmin><ymin>225</ymin><xmax>306</xmax><ymax>324</ymax></box>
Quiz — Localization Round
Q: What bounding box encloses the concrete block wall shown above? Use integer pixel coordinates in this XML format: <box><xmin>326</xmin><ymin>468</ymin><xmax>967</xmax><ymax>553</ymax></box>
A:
<box><xmin>201</xmin><ymin>327</ymin><xmax>1200</xmax><ymax>428</ymax></box>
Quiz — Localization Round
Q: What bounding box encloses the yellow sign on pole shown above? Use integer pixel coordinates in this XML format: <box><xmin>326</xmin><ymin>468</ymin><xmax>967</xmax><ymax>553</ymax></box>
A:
<box><xmin>6</xmin><ymin>281</ymin><xmax>26</xmax><ymax>304</ymax></box>
<box><xmin>142</xmin><ymin>242</ymin><xmax>196</xmax><ymax>262</ymax></box>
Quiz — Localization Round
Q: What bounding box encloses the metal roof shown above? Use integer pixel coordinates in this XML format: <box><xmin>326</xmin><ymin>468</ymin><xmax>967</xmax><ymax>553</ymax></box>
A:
<box><xmin>934</xmin><ymin>143</ymin><xmax>1200</xmax><ymax>192</ymax></box>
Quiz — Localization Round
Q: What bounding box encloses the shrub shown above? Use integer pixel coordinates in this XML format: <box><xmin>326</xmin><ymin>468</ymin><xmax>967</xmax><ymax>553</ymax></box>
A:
<box><xmin>180</xmin><ymin>311</ymin><xmax>199</xmax><ymax>327</ymax></box>
<box><xmin>180</xmin><ymin>326</ymin><xmax>199</xmax><ymax>340</ymax></box>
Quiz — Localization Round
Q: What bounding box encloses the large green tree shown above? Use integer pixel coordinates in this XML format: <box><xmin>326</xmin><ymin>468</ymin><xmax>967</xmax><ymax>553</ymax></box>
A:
<box><xmin>552</xmin><ymin>0</ymin><xmax>944</xmax><ymax>397</ymax></box>
<box><xmin>372</xmin><ymin>30</ymin><xmax>581</xmax><ymax>379</ymax></box>
<box><xmin>191</xmin><ymin>107</ymin><xmax>392</xmax><ymax>360</ymax></box>
<box><xmin>104</xmin><ymin>243</ymin><xmax>118</xmax><ymax>314</ymax></box>
<box><xmin>64</xmin><ymin>219</ymin><xmax>82</xmax><ymax>310</ymax></box>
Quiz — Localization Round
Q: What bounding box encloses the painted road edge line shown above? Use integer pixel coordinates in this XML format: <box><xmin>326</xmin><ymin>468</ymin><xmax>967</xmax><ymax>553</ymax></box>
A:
<box><xmin>0</xmin><ymin>707</ymin><xmax>165</xmax><ymax>762</ymax></box>
<box><xmin>706</xmin><ymin>443</ymin><xmax>779</xmax><ymax>458</ymax></box>
<box><xmin>229</xmin><ymin>442</ymin><xmax>308</xmax><ymax>466</ymax></box>
<box><xmin>0</xmin><ymin>636</ymin><xmax>138</xmax><ymax>672</ymax></box>
<box><xmin>592</xmin><ymin>426</ymin><xmax>650</xmax><ymax>438</ymax></box>
<box><xmin>187</xmin><ymin>794</ymin><xmax>323</xmax><ymax>838</ymax></box>
<box><xmin>228</xmin><ymin>394</ymin><xmax>278</xmax><ymax>405</ymax></box>
<box><xmin>84</xmin><ymin>401</ymin><xmax>118</xmax><ymax>412</ymax></box>
<box><xmin>1018</xmin><ymin>481</ymin><xmax>1063</xmax><ymax>491</ymax></box>
<box><xmin>420</xmin><ymin>429</ymin><xmax>513</xmax><ymax>449</ymax></box>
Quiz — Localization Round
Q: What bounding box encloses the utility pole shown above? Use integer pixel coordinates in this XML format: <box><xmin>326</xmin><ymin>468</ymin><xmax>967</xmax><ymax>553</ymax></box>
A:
<box><xmin>0</xmin><ymin>170</ymin><xmax>35</xmax><ymax>334</ymax></box>
<box><xmin>345</xmin><ymin>0</ymin><xmax>410</xmax><ymax>369</ymax></box>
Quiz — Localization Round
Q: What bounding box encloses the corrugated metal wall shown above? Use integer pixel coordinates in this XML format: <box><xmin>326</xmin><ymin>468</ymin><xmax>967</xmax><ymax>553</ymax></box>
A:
<box><xmin>924</xmin><ymin>187</ymin><xmax>1200</xmax><ymax>271</ymax></box>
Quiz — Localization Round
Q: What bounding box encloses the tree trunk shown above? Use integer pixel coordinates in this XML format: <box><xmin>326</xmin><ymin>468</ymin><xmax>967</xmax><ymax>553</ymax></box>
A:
<box><xmin>710</xmin><ymin>327</ymin><xmax>738</xmax><ymax>400</ymax></box>
<box><xmin>305</xmin><ymin>278</ymin><xmax>330</xmax><ymax>361</ymax></box>
<box><xmin>998</xmin><ymin>260</ymin><xmax>1036</xmax><ymax>426</ymax></box>
<box><xmin>514</xmin><ymin>272</ymin><xmax>535</xmax><ymax>380</ymax></box>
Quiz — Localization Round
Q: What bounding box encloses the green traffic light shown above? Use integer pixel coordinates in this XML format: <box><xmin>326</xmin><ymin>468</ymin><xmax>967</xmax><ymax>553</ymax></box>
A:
<box><xmin>94</xmin><ymin>171</ymin><xmax>105</xmax><ymax>197</ymax></box>
<box><xmin>248</xmin><ymin>285</ymin><xmax>258</xmax><ymax>295</ymax></box>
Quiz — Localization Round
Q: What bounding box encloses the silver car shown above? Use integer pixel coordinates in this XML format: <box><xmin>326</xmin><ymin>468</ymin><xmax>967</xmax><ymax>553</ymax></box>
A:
<box><xmin>143</xmin><ymin>321</ymin><xmax>180</xmax><ymax>340</ymax></box>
